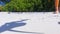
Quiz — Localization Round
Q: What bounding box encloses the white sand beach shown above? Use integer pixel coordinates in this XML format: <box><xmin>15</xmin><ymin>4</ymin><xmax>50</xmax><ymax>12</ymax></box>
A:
<box><xmin>0</xmin><ymin>12</ymin><xmax>60</xmax><ymax>34</ymax></box>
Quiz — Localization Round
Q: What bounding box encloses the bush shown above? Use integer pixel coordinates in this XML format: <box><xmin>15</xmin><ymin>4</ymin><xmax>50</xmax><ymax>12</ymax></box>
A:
<box><xmin>2</xmin><ymin>0</ymin><xmax>55</xmax><ymax>12</ymax></box>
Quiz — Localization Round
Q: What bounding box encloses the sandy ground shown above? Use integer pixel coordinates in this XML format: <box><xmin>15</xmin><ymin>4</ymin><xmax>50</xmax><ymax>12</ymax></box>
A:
<box><xmin>0</xmin><ymin>12</ymin><xmax>60</xmax><ymax>34</ymax></box>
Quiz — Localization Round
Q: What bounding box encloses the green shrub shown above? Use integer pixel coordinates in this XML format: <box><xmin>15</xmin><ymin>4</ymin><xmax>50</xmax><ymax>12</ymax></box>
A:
<box><xmin>2</xmin><ymin>0</ymin><xmax>55</xmax><ymax>12</ymax></box>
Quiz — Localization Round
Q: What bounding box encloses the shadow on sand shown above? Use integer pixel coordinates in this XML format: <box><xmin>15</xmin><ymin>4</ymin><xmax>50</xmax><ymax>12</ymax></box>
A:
<box><xmin>0</xmin><ymin>19</ymin><xmax>43</xmax><ymax>34</ymax></box>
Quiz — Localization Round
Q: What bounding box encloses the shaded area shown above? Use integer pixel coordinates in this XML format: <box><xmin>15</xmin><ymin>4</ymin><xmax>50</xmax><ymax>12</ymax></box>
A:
<box><xmin>0</xmin><ymin>19</ymin><xmax>42</xmax><ymax>34</ymax></box>
<box><xmin>9</xmin><ymin>30</ymin><xmax>42</xmax><ymax>34</ymax></box>
<box><xmin>0</xmin><ymin>19</ymin><xmax>28</xmax><ymax>33</ymax></box>
<box><xmin>58</xmin><ymin>22</ymin><xmax>60</xmax><ymax>24</ymax></box>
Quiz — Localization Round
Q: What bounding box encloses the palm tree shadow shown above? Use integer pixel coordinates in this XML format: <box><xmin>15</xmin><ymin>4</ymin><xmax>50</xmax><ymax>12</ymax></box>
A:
<box><xmin>9</xmin><ymin>30</ymin><xmax>42</xmax><ymax>34</ymax></box>
<box><xmin>0</xmin><ymin>19</ymin><xmax>42</xmax><ymax>34</ymax></box>
<box><xmin>0</xmin><ymin>19</ymin><xmax>28</xmax><ymax>33</ymax></box>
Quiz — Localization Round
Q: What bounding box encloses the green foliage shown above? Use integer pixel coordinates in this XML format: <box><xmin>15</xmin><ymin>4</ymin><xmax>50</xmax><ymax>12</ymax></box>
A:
<box><xmin>2</xmin><ymin>0</ymin><xmax>55</xmax><ymax>12</ymax></box>
<box><xmin>41</xmin><ymin>0</ymin><xmax>55</xmax><ymax>11</ymax></box>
